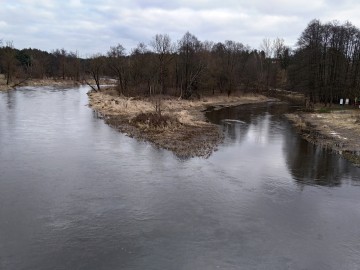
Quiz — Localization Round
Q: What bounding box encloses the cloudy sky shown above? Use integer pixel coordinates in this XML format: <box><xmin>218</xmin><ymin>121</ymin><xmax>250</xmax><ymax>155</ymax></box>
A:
<box><xmin>1</xmin><ymin>0</ymin><xmax>359</xmax><ymax>56</ymax></box>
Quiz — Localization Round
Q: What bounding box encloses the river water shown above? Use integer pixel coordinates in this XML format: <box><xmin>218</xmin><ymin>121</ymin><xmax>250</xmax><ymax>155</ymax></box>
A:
<box><xmin>0</xmin><ymin>86</ymin><xmax>360</xmax><ymax>270</ymax></box>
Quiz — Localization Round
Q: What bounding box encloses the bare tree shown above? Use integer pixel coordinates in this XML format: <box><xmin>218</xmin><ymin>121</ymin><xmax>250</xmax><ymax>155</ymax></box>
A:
<box><xmin>108</xmin><ymin>44</ymin><xmax>127</xmax><ymax>95</ymax></box>
<box><xmin>259</xmin><ymin>38</ymin><xmax>276</xmax><ymax>90</ymax></box>
<box><xmin>150</xmin><ymin>34</ymin><xmax>174</xmax><ymax>94</ymax></box>
<box><xmin>129</xmin><ymin>43</ymin><xmax>157</xmax><ymax>95</ymax></box>
<box><xmin>0</xmin><ymin>39</ymin><xmax>3</xmax><ymax>75</ymax></box>
<box><xmin>86</xmin><ymin>54</ymin><xmax>105</xmax><ymax>91</ymax></box>
<box><xmin>273</xmin><ymin>38</ymin><xmax>285</xmax><ymax>59</ymax></box>
<box><xmin>178</xmin><ymin>32</ymin><xmax>204</xmax><ymax>99</ymax></box>
<box><xmin>2</xmin><ymin>41</ymin><xmax>17</xmax><ymax>85</ymax></box>
<box><xmin>260</xmin><ymin>38</ymin><xmax>274</xmax><ymax>58</ymax></box>
<box><xmin>52</xmin><ymin>48</ymin><xmax>68</xmax><ymax>79</ymax></box>
<box><xmin>224</xmin><ymin>40</ymin><xmax>247</xmax><ymax>96</ymax></box>
<box><xmin>290</xmin><ymin>19</ymin><xmax>360</xmax><ymax>106</ymax></box>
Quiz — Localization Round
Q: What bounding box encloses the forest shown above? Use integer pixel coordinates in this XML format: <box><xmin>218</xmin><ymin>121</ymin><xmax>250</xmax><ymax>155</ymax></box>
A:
<box><xmin>1</xmin><ymin>19</ymin><xmax>360</xmax><ymax>105</ymax></box>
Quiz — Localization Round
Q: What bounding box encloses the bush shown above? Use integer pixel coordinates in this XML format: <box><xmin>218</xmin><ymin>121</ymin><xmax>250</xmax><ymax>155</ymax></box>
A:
<box><xmin>132</xmin><ymin>112</ymin><xmax>180</xmax><ymax>129</ymax></box>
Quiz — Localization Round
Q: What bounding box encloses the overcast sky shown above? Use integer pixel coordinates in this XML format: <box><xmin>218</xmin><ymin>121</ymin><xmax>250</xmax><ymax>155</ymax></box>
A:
<box><xmin>1</xmin><ymin>0</ymin><xmax>360</xmax><ymax>56</ymax></box>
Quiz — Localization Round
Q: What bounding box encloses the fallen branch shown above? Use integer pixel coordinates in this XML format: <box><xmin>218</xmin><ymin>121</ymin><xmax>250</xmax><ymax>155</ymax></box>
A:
<box><xmin>11</xmin><ymin>77</ymin><xmax>30</xmax><ymax>88</ymax></box>
<box><xmin>84</xmin><ymin>79</ymin><xmax>98</xmax><ymax>92</ymax></box>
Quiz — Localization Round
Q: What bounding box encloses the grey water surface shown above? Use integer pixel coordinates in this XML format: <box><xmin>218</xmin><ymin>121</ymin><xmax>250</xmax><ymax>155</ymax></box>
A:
<box><xmin>0</xmin><ymin>86</ymin><xmax>360</xmax><ymax>270</ymax></box>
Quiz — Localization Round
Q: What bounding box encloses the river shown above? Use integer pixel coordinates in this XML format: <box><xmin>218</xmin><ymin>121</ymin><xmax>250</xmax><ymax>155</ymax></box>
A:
<box><xmin>0</xmin><ymin>86</ymin><xmax>360</xmax><ymax>270</ymax></box>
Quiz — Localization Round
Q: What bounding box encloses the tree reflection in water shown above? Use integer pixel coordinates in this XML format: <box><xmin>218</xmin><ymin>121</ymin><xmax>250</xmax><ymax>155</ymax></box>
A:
<box><xmin>283</xmin><ymin>123</ymin><xmax>360</xmax><ymax>187</ymax></box>
<box><xmin>206</xmin><ymin>101</ymin><xmax>360</xmax><ymax>187</ymax></box>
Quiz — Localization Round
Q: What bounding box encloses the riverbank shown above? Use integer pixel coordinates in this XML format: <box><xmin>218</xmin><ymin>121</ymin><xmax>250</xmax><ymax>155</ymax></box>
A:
<box><xmin>0</xmin><ymin>77</ymin><xmax>79</xmax><ymax>91</ymax></box>
<box><xmin>88</xmin><ymin>90</ymin><xmax>271</xmax><ymax>158</ymax></box>
<box><xmin>286</xmin><ymin>109</ymin><xmax>360</xmax><ymax>166</ymax></box>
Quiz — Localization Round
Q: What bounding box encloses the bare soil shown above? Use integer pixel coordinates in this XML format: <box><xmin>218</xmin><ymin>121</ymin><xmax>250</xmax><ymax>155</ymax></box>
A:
<box><xmin>88</xmin><ymin>90</ymin><xmax>271</xmax><ymax>158</ymax></box>
<box><xmin>286</xmin><ymin>109</ymin><xmax>360</xmax><ymax>166</ymax></box>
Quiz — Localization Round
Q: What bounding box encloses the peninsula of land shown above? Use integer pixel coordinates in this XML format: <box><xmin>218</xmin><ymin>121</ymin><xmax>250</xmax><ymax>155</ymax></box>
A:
<box><xmin>88</xmin><ymin>89</ymin><xmax>270</xmax><ymax>158</ymax></box>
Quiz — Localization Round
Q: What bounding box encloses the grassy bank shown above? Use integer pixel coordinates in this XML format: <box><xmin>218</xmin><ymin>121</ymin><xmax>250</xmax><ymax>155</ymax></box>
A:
<box><xmin>0</xmin><ymin>74</ymin><xmax>11</xmax><ymax>91</ymax></box>
<box><xmin>0</xmin><ymin>76</ymin><xmax>81</xmax><ymax>91</ymax></box>
<box><xmin>88</xmin><ymin>89</ymin><xmax>270</xmax><ymax>158</ymax></box>
<box><xmin>286</xmin><ymin>107</ymin><xmax>360</xmax><ymax>166</ymax></box>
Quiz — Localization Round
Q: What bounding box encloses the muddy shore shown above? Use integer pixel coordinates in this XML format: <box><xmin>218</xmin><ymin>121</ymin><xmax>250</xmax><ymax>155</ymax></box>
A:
<box><xmin>286</xmin><ymin>110</ymin><xmax>360</xmax><ymax>166</ymax></box>
<box><xmin>88</xmin><ymin>91</ymin><xmax>271</xmax><ymax>158</ymax></box>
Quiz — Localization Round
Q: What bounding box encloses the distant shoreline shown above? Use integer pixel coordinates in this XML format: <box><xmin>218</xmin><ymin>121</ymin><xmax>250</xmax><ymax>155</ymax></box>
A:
<box><xmin>0</xmin><ymin>77</ymin><xmax>80</xmax><ymax>91</ymax></box>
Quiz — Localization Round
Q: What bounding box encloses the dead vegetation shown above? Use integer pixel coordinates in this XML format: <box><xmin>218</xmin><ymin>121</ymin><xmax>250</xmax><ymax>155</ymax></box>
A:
<box><xmin>0</xmin><ymin>74</ymin><xmax>11</xmax><ymax>91</ymax></box>
<box><xmin>0</xmin><ymin>75</ymin><xmax>81</xmax><ymax>91</ymax></box>
<box><xmin>355</xmin><ymin>113</ymin><xmax>360</xmax><ymax>124</ymax></box>
<box><xmin>88</xmin><ymin>89</ymin><xmax>270</xmax><ymax>158</ymax></box>
<box><xmin>286</xmin><ymin>109</ymin><xmax>360</xmax><ymax>166</ymax></box>
<box><xmin>131</xmin><ymin>112</ymin><xmax>181</xmax><ymax>130</ymax></box>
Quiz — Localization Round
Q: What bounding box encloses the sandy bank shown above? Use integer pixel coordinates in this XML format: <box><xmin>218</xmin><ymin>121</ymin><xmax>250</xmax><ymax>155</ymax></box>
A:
<box><xmin>88</xmin><ymin>91</ymin><xmax>270</xmax><ymax>158</ymax></box>
<box><xmin>286</xmin><ymin>110</ymin><xmax>360</xmax><ymax>166</ymax></box>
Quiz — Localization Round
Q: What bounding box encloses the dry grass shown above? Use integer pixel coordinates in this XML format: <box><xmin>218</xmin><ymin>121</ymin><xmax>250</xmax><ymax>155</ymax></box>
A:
<box><xmin>88</xmin><ymin>91</ymin><xmax>269</xmax><ymax>126</ymax></box>
<box><xmin>26</xmin><ymin>78</ymin><xmax>79</xmax><ymax>87</ymax></box>
<box><xmin>285</xmin><ymin>114</ymin><xmax>307</xmax><ymax>129</ymax></box>
<box><xmin>319</xmin><ymin>110</ymin><xmax>360</xmax><ymax>132</ymax></box>
<box><xmin>88</xmin><ymin>90</ymin><xmax>270</xmax><ymax>157</ymax></box>
<box><xmin>355</xmin><ymin>112</ymin><xmax>360</xmax><ymax>124</ymax></box>
<box><xmin>131</xmin><ymin>112</ymin><xmax>181</xmax><ymax>130</ymax></box>
<box><xmin>0</xmin><ymin>74</ymin><xmax>10</xmax><ymax>91</ymax></box>
<box><xmin>286</xmin><ymin>109</ymin><xmax>360</xmax><ymax>165</ymax></box>
<box><xmin>0</xmin><ymin>75</ymin><xmax>80</xmax><ymax>91</ymax></box>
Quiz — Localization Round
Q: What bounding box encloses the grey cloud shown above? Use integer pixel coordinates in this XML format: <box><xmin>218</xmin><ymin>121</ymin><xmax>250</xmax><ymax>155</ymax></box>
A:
<box><xmin>1</xmin><ymin>0</ymin><xmax>359</xmax><ymax>55</ymax></box>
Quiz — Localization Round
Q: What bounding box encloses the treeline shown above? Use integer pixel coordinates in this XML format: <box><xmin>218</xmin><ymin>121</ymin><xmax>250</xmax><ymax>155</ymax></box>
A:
<box><xmin>87</xmin><ymin>34</ymin><xmax>291</xmax><ymax>98</ymax></box>
<box><xmin>289</xmin><ymin>19</ymin><xmax>360</xmax><ymax>105</ymax></box>
<box><xmin>0</xmin><ymin>41</ymin><xmax>83</xmax><ymax>84</ymax></box>
<box><xmin>1</xmin><ymin>19</ymin><xmax>360</xmax><ymax>103</ymax></box>
<box><xmin>0</xmin><ymin>34</ymin><xmax>290</xmax><ymax>99</ymax></box>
